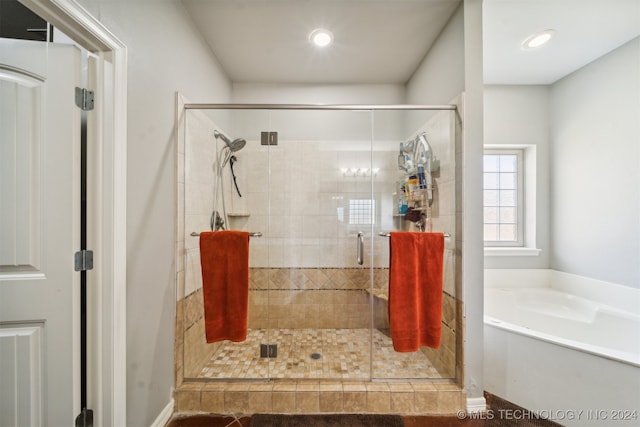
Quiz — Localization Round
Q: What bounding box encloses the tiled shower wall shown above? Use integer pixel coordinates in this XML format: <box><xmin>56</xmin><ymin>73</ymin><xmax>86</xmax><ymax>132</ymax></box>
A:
<box><xmin>176</xmin><ymin>103</ymin><xmax>460</xmax><ymax>382</ymax></box>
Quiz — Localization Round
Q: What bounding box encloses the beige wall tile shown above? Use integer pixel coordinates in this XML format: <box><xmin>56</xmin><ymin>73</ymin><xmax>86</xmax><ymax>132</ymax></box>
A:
<box><xmin>390</xmin><ymin>391</ymin><xmax>415</xmax><ymax>414</ymax></box>
<box><xmin>179</xmin><ymin>382</ymin><xmax>203</xmax><ymax>391</ymax></box>
<box><xmin>319</xmin><ymin>383</ymin><xmax>343</xmax><ymax>392</ymax></box>
<box><xmin>296</xmin><ymin>382</ymin><xmax>319</xmax><ymax>392</ymax></box>
<box><xmin>414</xmin><ymin>390</ymin><xmax>438</xmax><ymax>413</ymax></box>
<box><xmin>434</xmin><ymin>381</ymin><xmax>460</xmax><ymax>391</ymax></box>
<box><xmin>249</xmin><ymin>383</ymin><xmax>273</xmax><ymax>392</ymax></box>
<box><xmin>443</xmin><ymin>294</ymin><xmax>456</xmax><ymax>326</ymax></box>
<box><xmin>184</xmin><ymin>289</ymin><xmax>203</xmax><ymax>330</ymax></box>
<box><xmin>272</xmin><ymin>382</ymin><xmax>297</xmax><ymax>392</ymax></box>
<box><xmin>343</xmin><ymin>382</ymin><xmax>367</xmax><ymax>392</ymax></box>
<box><xmin>295</xmin><ymin>391</ymin><xmax>319</xmax><ymax>413</ymax></box>
<box><xmin>176</xmin><ymin>390</ymin><xmax>200</xmax><ymax>412</ymax></box>
<box><xmin>203</xmin><ymin>381</ymin><xmax>229</xmax><ymax>389</ymax></box>
<box><xmin>201</xmin><ymin>391</ymin><xmax>224</xmax><ymax>412</ymax></box>
<box><xmin>249</xmin><ymin>392</ymin><xmax>272</xmax><ymax>413</ymax></box>
<box><xmin>410</xmin><ymin>381</ymin><xmax>436</xmax><ymax>391</ymax></box>
<box><xmin>343</xmin><ymin>391</ymin><xmax>367</xmax><ymax>413</ymax></box>
<box><xmin>183</xmin><ymin>319</ymin><xmax>215</xmax><ymax>378</ymax></box>
<box><xmin>437</xmin><ymin>391</ymin><xmax>464</xmax><ymax>414</ymax></box>
<box><xmin>225</xmin><ymin>391</ymin><xmax>249</xmax><ymax>413</ymax></box>
<box><xmin>365</xmin><ymin>383</ymin><xmax>389</xmax><ymax>392</ymax></box>
<box><xmin>272</xmin><ymin>392</ymin><xmax>295</xmax><ymax>413</ymax></box>
<box><xmin>366</xmin><ymin>391</ymin><xmax>390</xmax><ymax>413</ymax></box>
<box><xmin>319</xmin><ymin>391</ymin><xmax>343</xmax><ymax>412</ymax></box>
<box><xmin>388</xmin><ymin>383</ymin><xmax>413</xmax><ymax>392</ymax></box>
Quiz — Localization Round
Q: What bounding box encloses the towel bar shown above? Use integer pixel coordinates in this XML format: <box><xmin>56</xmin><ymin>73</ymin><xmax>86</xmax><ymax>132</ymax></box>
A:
<box><xmin>379</xmin><ymin>231</ymin><xmax>450</xmax><ymax>238</ymax></box>
<box><xmin>190</xmin><ymin>231</ymin><xmax>262</xmax><ymax>237</ymax></box>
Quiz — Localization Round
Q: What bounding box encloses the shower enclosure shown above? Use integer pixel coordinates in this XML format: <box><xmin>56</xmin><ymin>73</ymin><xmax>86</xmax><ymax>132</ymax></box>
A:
<box><xmin>177</xmin><ymin>103</ymin><xmax>459</xmax><ymax>383</ymax></box>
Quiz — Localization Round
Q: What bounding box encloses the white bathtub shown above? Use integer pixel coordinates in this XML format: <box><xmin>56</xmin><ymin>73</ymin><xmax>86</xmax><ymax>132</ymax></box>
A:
<box><xmin>484</xmin><ymin>269</ymin><xmax>640</xmax><ymax>426</ymax></box>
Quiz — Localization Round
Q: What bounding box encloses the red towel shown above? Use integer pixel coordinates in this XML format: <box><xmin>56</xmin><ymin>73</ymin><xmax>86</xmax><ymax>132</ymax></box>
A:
<box><xmin>199</xmin><ymin>230</ymin><xmax>250</xmax><ymax>343</ymax></box>
<box><xmin>388</xmin><ymin>232</ymin><xmax>445</xmax><ymax>352</ymax></box>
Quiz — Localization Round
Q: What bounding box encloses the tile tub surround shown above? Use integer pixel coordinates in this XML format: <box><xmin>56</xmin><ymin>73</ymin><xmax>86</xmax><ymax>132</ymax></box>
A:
<box><xmin>174</xmin><ymin>380</ymin><xmax>466</xmax><ymax>415</ymax></box>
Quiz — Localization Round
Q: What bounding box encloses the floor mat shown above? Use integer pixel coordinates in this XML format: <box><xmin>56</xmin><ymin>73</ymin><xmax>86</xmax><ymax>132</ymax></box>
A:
<box><xmin>249</xmin><ymin>414</ymin><xmax>404</xmax><ymax>427</ymax></box>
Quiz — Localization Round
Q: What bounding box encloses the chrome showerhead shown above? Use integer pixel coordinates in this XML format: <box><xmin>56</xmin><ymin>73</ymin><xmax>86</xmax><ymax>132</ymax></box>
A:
<box><xmin>214</xmin><ymin>130</ymin><xmax>246</xmax><ymax>152</ymax></box>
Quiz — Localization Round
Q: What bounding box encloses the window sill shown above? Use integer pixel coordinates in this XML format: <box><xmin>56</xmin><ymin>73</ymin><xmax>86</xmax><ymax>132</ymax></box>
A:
<box><xmin>484</xmin><ymin>247</ymin><xmax>542</xmax><ymax>257</ymax></box>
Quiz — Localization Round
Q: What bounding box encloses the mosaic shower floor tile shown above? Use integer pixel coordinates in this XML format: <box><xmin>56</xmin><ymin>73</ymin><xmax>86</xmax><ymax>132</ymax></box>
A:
<box><xmin>198</xmin><ymin>328</ymin><xmax>442</xmax><ymax>380</ymax></box>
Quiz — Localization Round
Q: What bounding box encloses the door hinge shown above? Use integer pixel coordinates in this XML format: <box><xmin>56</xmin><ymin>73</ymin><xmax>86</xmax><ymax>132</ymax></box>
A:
<box><xmin>74</xmin><ymin>250</ymin><xmax>94</xmax><ymax>272</ymax></box>
<box><xmin>260</xmin><ymin>131</ymin><xmax>278</xmax><ymax>145</ymax></box>
<box><xmin>260</xmin><ymin>343</ymin><xmax>278</xmax><ymax>358</ymax></box>
<box><xmin>75</xmin><ymin>408</ymin><xmax>94</xmax><ymax>427</ymax></box>
<box><xmin>75</xmin><ymin>87</ymin><xmax>94</xmax><ymax>111</ymax></box>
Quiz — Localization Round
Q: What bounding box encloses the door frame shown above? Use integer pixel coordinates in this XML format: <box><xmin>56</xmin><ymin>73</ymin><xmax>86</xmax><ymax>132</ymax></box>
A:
<box><xmin>18</xmin><ymin>0</ymin><xmax>127</xmax><ymax>424</ymax></box>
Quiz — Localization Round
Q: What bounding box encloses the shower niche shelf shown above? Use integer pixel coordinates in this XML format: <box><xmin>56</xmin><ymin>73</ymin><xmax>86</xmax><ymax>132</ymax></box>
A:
<box><xmin>227</xmin><ymin>213</ymin><xmax>250</xmax><ymax>217</ymax></box>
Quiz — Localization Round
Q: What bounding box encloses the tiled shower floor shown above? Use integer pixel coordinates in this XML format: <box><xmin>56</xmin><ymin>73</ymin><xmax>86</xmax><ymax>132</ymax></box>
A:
<box><xmin>197</xmin><ymin>328</ymin><xmax>443</xmax><ymax>380</ymax></box>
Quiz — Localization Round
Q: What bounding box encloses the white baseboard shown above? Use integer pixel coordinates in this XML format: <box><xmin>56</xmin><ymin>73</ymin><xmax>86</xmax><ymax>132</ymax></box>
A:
<box><xmin>150</xmin><ymin>399</ymin><xmax>174</xmax><ymax>427</ymax></box>
<box><xmin>467</xmin><ymin>396</ymin><xmax>487</xmax><ymax>413</ymax></box>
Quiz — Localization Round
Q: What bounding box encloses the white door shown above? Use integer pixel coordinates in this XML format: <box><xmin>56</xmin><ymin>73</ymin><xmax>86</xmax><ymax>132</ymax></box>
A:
<box><xmin>0</xmin><ymin>39</ymin><xmax>81</xmax><ymax>426</ymax></box>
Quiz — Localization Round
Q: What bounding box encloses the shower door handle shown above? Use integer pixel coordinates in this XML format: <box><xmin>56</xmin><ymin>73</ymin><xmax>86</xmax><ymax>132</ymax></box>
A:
<box><xmin>356</xmin><ymin>232</ymin><xmax>364</xmax><ymax>265</ymax></box>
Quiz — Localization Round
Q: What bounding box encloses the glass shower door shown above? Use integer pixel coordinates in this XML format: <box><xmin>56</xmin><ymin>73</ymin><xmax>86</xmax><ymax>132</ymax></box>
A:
<box><xmin>182</xmin><ymin>107</ymin><xmax>273</xmax><ymax>380</ymax></box>
<box><xmin>259</xmin><ymin>108</ymin><xmax>375</xmax><ymax>380</ymax></box>
<box><xmin>181</xmin><ymin>106</ymin><xmax>458</xmax><ymax>382</ymax></box>
<box><xmin>370</xmin><ymin>108</ymin><xmax>458</xmax><ymax>380</ymax></box>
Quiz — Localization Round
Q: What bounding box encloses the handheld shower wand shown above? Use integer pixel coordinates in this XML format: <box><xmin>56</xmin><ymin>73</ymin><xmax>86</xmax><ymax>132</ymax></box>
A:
<box><xmin>211</xmin><ymin>130</ymin><xmax>247</xmax><ymax>230</ymax></box>
<box><xmin>214</xmin><ymin>130</ymin><xmax>247</xmax><ymax>153</ymax></box>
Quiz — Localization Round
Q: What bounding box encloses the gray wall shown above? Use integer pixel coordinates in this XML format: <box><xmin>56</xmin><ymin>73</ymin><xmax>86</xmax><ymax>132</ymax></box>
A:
<box><xmin>406</xmin><ymin>4</ymin><xmax>464</xmax><ymax>105</ymax></box>
<box><xmin>76</xmin><ymin>1</ymin><xmax>232</xmax><ymax>425</ymax></box>
<box><xmin>550</xmin><ymin>37</ymin><xmax>640</xmax><ymax>289</ymax></box>
<box><xmin>483</xmin><ymin>85</ymin><xmax>551</xmax><ymax>269</ymax></box>
<box><xmin>407</xmin><ymin>1</ymin><xmax>486</xmax><ymax>404</ymax></box>
<box><xmin>77</xmin><ymin>0</ymin><xmax>485</xmax><ymax>422</ymax></box>
<box><xmin>483</xmin><ymin>37</ymin><xmax>640</xmax><ymax>290</ymax></box>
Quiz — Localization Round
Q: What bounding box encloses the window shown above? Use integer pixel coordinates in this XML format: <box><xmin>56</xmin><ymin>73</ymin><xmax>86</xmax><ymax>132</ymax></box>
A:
<box><xmin>349</xmin><ymin>199</ymin><xmax>375</xmax><ymax>225</ymax></box>
<box><xmin>483</xmin><ymin>150</ymin><xmax>524</xmax><ymax>246</ymax></box>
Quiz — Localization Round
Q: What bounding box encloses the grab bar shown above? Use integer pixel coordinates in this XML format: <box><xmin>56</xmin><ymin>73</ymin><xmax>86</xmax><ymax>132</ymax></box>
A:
<box><xmin>378</xmin><ymin>231</ymin><xmax>450</xmax><ymax>238</ymax></box>
<box><xmin>190</xmin><ymin>231</ymin><xmax>263</xmax><ymax>237</ymax></box>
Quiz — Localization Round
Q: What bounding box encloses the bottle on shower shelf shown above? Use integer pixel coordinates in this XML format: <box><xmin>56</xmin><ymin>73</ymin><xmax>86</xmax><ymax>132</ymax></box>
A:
<box><xmin>407</xmin><ymin>175</ymin><xmax>420</xmax><ymax>201</ymax></box>
<box><xmin>398</xmin><ymin>194</ymin><xmax>408</xmax><ymax>214</ymax></box>
<box><xmin>417</xmin><ymin>165</ymin><xmax>426</xmax><ymax>189</ymax></box>
<box><xmin>405</xmin><ymin>154</ymin><xmax>414</xmax><ymax>174</ymax></box>
<box><xmin>397</xmin><ymin>181</ymin><xmax>408</xmax><ymax>214</ymax></box>
<box><xmin>398</xmin><ymin>142</ymin><xmax>406</xmax><ymax>171</ymax></box>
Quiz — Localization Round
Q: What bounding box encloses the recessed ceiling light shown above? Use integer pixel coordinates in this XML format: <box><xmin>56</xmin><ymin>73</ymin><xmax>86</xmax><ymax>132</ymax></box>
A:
<box><xmin>521</xmin><ymin>29</ymin><xmax>556</xmax><ymax>50</ymax></box>
<box><xmin>309</xmin><ymin>28</ymin><xmax>334</xmax><ymax>47</ymax></box>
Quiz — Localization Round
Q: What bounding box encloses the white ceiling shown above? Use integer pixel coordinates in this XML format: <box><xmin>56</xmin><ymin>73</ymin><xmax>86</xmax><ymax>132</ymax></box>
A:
<box><xmin>484</xmin><ymin>0</ymin><xmax>640</xmax><ymax>85</ymax></box>
<box><xmin>181</xmin><ymin>0</ymin><xmax>640</xmax><ymax>85</ymax></box>
<box><xmin>181</xmin><ymin>0</ymin><xmax>460</xmax><ymax>84</ymax></box>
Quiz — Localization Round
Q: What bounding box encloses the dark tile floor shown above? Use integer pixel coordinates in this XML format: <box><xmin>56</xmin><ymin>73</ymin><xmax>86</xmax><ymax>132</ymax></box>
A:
<box><xmin>166</xmin><ymin>392</ymin><xmax>562</xmax><ymax>427</ymax></box>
